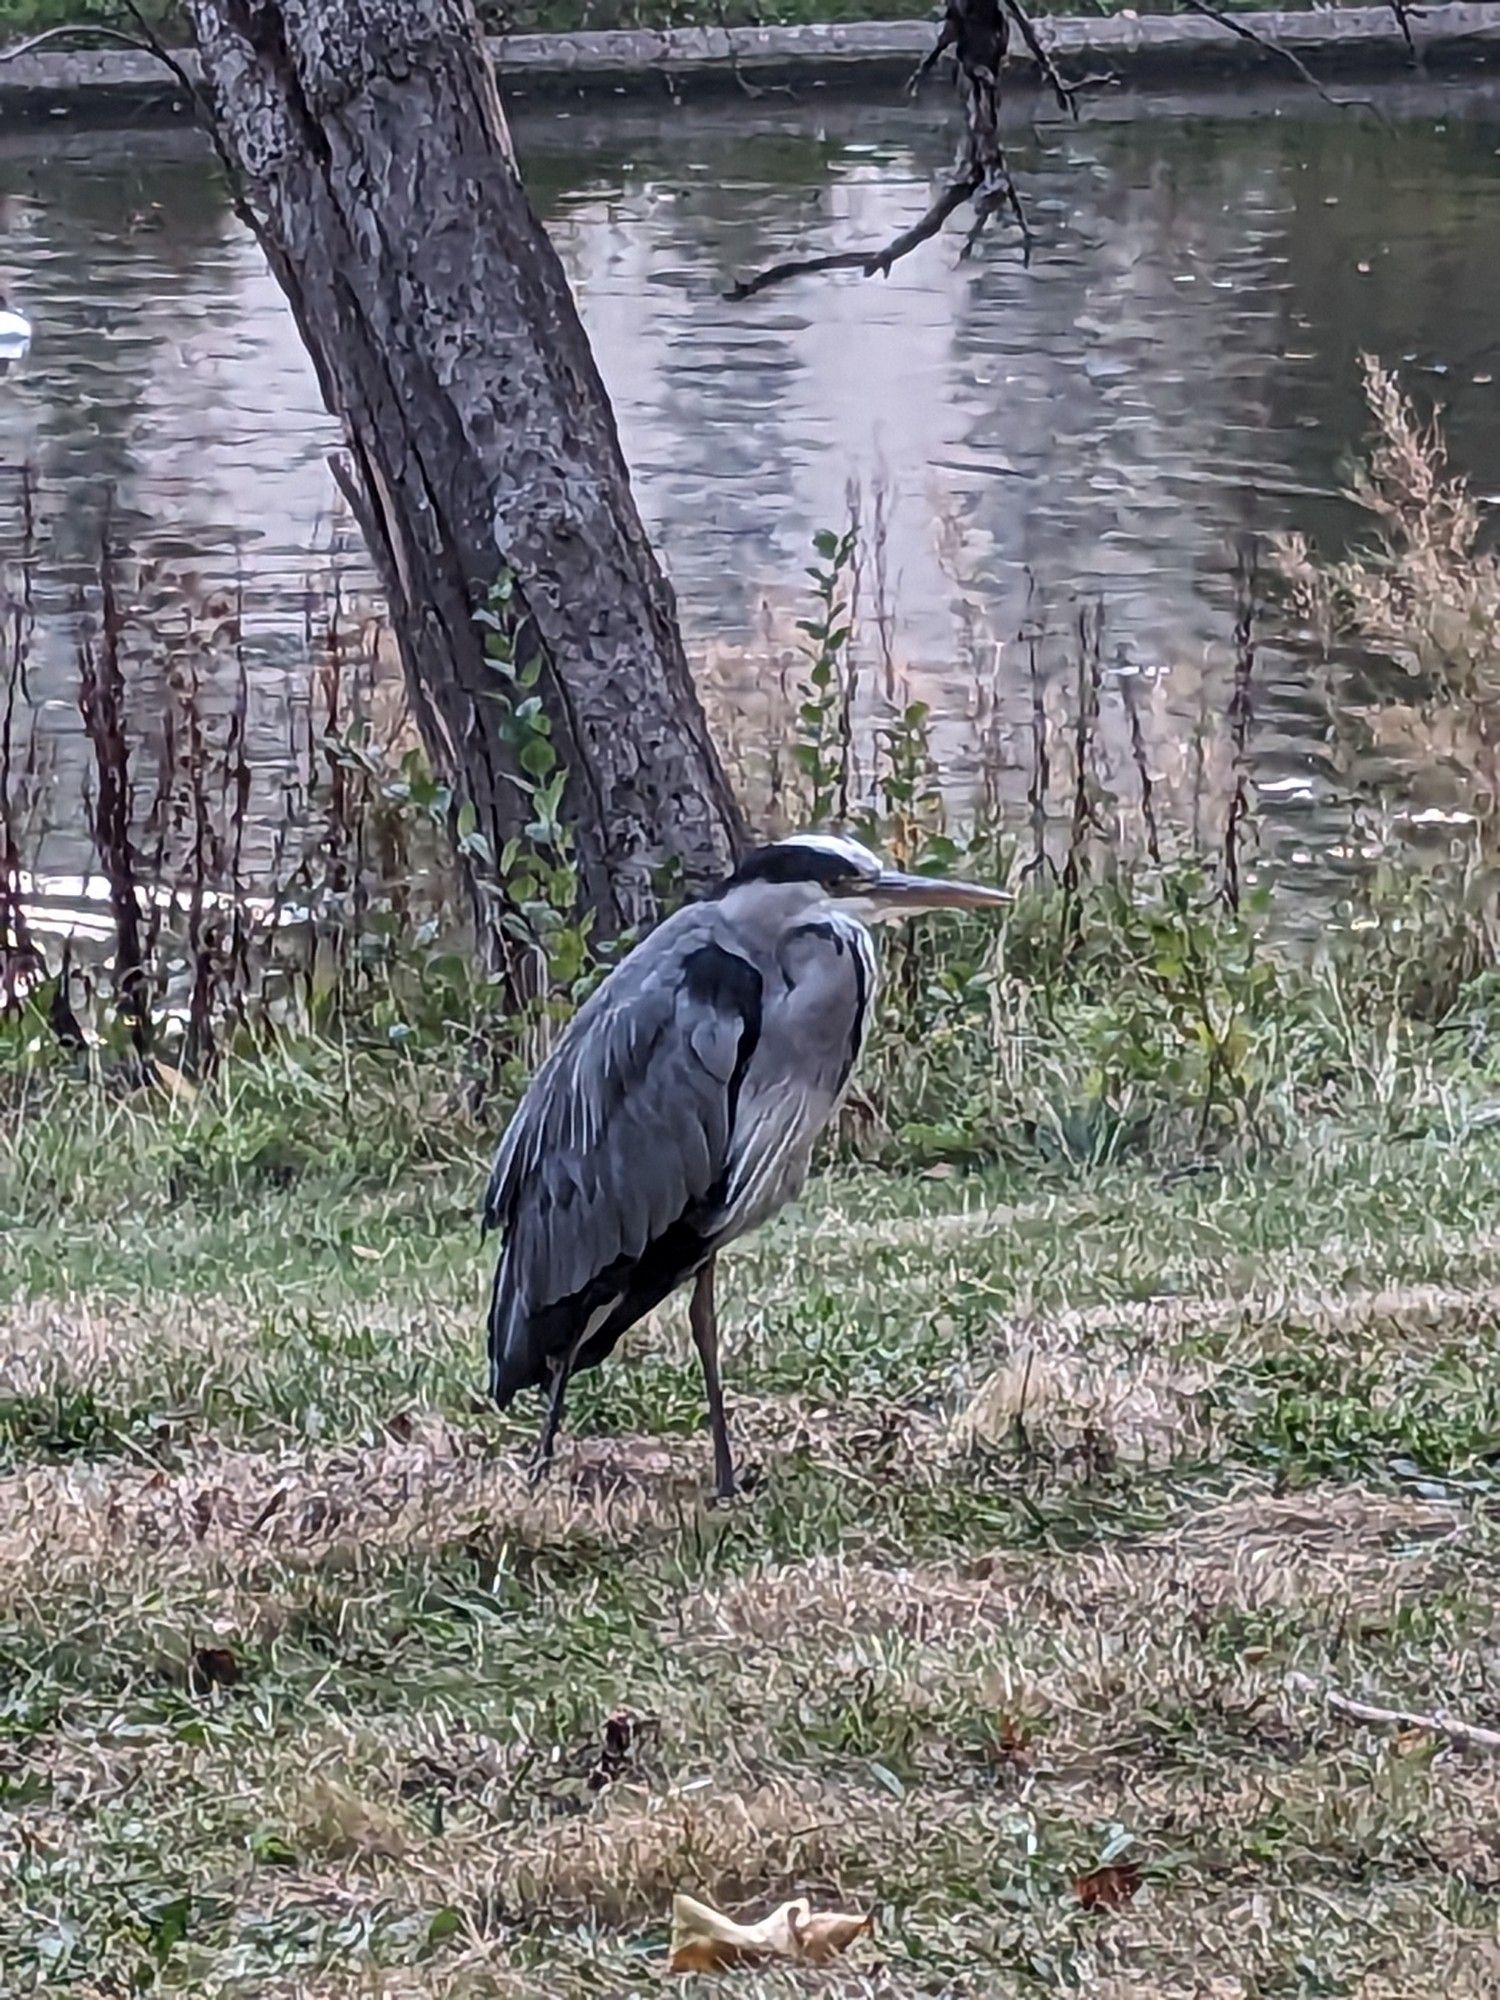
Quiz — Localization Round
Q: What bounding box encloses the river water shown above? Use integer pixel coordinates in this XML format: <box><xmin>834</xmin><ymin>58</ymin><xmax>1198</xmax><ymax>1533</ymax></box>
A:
<box><xmin>3</xmin><ymin>73</ymin><xmax>1499</xmax><ymax>915</ymax></box>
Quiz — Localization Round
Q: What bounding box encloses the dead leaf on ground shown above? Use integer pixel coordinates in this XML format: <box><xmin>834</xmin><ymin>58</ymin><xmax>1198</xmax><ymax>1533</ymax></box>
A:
<box><xmin>149</xmin><ymin>1059</ymin><xmax>199</xmax><ymax>1105</ymax></box>
<box><xmin>990</xmin><ymin>1713</ymin><xmax>1032</xmax><ymax>1771</ymax></box>
<box><xmin>668</xmin><ymin>1891</ymin><xmax>873</xmax><ymax>1973</ymax></box>
<box><xmin>1074</xmin><ymin>1859</ymin><xmax>1142</xmax><ymax>1910</ymax></box>
<box><xmin>588</xmin><ymin>1707</ymin><xmax>658</xmax><ymax>1791</ymax></box>
<box><xmin>1394</xmin><ymin>1724</ymin><xmax>1435</xmax><ymax>1757</ymax></box>
<box><xmin>189</xmin><ymin>1644</ymin><xmax>241</xmax><ymax>1693</ymax></box>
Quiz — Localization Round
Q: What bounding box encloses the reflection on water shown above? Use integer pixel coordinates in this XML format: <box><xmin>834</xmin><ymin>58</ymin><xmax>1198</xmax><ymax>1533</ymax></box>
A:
<box><xmin>2</xmin><ymin>78</ymin><xmax>1499</xmax><ymax>907</ymax></box>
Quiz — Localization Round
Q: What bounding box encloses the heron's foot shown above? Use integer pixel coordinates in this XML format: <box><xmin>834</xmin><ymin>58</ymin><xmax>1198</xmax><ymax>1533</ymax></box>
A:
<box><xmin>527</xmin><ymin>1447</ymin><xmax>556</xmax><ymax>1490</ymax></box>
<box><xmin>707</xmin><ymin>1459</ymin><xmax>762</xmax><ymax>1506</ymax></box>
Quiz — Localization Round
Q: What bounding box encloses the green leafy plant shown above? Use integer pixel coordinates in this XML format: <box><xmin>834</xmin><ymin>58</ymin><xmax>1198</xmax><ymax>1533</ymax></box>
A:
<box><xmin>793</xmin><ymin>525</ymin><xmax>858</xmax><ymax>827</ymax></box>
<box><xmin>474</xmin><ymin>575</ymin><xmax>594</xmax><ymax>1007</ymax></box>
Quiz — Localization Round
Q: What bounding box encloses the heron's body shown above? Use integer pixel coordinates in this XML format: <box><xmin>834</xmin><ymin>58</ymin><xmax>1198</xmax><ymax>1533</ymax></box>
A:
<box><xmin>482</xmin><ymin>834</ymin><xmax>1004</xmax><ymax>1494</ymax></box>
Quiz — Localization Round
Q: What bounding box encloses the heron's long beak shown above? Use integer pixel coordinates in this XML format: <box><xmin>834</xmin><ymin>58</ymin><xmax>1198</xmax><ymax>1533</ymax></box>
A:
<box><xmin>866</xmin><ymin>870</ymin><xmax>1010</xmax><ymax>919</ymax></box>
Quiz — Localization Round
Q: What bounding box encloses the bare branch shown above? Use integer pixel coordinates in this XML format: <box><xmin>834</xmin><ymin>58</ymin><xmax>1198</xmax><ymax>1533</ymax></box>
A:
<box><xmin>1388</xmin><ymin>0</ymin><xmax>1423</xmax><ymax>62</ymax></box>
<box><xmin>708</xmin><ymin>0</ymin><xmax>796</xmax><ymax>102</ymax></box>
<box><xmin>1004</xmin><ymin>0</ymin><xmax>1088</xmax><ymax>117</ymax></box>
<box><xmin>1174</xmin><ymin>0</ymin><xmax>1385</xmax><ymax>119</ymax></box>
<box><xmin>963</xmin><ymin>152</ymin><xmax>1033</xmax><ymax>264</ymax></box>
<box><xmin>907</xmin><ymin>14</ymin><xmax>957</xmax><ymax>95</ymax></box>
<box><xmin>734</xmin><ymin>0</ymin><xmax>1027</xmax><ymax>299</ymax></box>
<box><xmin>119</xmin><ymin>2</ymin><xmax>248</xmax><ymax>212</ymax></box>
<box><xmin>728</xmin><ymin>174</ymin><xmax>981</xmax><ymax>301</ymax></box>
<box><xmin>0</xmin><ymin>22</ymin><xmax>151</xmax><ymax>61</ymax></box>
<box><xmin>1288</xmin><ymin>1674</ymin><xmax>1500</xmax><ymax>1754</ymax></box>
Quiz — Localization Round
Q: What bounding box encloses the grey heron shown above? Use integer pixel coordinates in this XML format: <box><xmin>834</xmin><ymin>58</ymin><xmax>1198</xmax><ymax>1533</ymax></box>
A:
<box><xmin>482</xmin><ymin>832</ymin><xmax>1007</xmax><ymax>1497</ymax></box>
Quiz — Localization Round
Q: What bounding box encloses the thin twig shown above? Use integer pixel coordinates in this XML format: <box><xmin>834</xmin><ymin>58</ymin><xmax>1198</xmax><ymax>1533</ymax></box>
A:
<box><xmin>1388</xmin><ymin>0</ymin><xmax>1422</xmax><ymax>63</ymax></box>
<box><xmin>1175</xmin><ymin>0</ymin><xmax>1385</xmax><ymax>120</ymax></box>
<box><xmin>1062</xmin><ymin>603</ymin><xmax>1104</xmax><ymax>897</ymax></box>
<box><xmin>727</xmin><ymin>173</ymin><xmax>980</xmax><ymax>300</ymax></box>
<box><xmin>1022</xmin><ymin>635</ymin><xmax>1052</xmax><ymax>883</ymax></box>
<box><xmin>120</xmin><ymin>0</ymin><xmax>202</xmax><ymax>105</ymax></box>
<box><xmin>907</xmin><ymin>18</ymin><xmax>956</xmax><ymax>96</ymax></box>
<box><xmin>963</xmin><ymin>159</ymin><xmax>1032</xmax><ymax>264</ymax></box>
<box><xmin>1288</xmin><ymin>1674</ymin><xmax>1500</xmax><ymax>1753</ymax></box>
<box><xmin>708</xmin><ymin>0</ymin><xmax>795</xmax><ymax>101</ymax></box>
<box><xmin>1118</xmin><ymin>661</ymin><xmax>1160</xmax><ymax>867</ymax></box>
<box><xmin>1221</xmin><ymin>545</ymin><xmax>1256</xmax><ymax>913</ymax></box>
<box><xmin>997</xmin><ymin>0</ymin><xmax>1103</xmax><ymax>117</ymax></box>
<box><xmin>0</xmin><ymin>23</ymin><xmax>151</xmax><ymax>62</ymax></box>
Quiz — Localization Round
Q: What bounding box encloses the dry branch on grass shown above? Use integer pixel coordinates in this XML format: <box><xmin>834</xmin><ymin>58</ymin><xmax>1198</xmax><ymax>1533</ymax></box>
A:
<box><xmin>1288</xmin><ymin>1673</ymin><xmax>1500</xmax><ymax>1754</ymax></box>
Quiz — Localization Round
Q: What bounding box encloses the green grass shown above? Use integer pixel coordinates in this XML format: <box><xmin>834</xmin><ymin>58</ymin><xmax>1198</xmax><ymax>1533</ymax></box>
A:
<box><xmin>1</xmin><ymin>1037</ymin><xmax>1497</xmax><ymax>1996</ymax></box>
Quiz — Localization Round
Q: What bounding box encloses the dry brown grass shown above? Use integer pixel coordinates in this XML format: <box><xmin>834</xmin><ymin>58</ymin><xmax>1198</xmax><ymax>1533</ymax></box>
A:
<box><xmin>1275</xmin><ymin>353</ymin><xmax>1500</xmax><ymax>844</ymax></box>
<box><xmin>0</xmin><ymin>1420</ymin><xmax>717</xmax><ymax>1620</ymax></box>
<box><xmin>1276</xmin><ymin>355</ymin><xmax>1500</xmax><ymax>695</ymax></box>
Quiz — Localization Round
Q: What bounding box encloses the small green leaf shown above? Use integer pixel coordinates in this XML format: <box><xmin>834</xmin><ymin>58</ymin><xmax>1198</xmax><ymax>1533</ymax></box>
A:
<box><xmin>250</xmin><ymin>1831</ymin><xmax>298</xmax><ymax>1868</ymax></box>
<box><xmin>536</xmin><ymin>772</ymin><xmax>568</xmax><ymax>816</ymax></box>
<box><xmin>427</xmin><ymin>1906</ymin><xmax>463</xmax><ymax>1946</ymax></box>
<box><xmin>145</xmin><ymin>1893</ymin><xmax>193</xmax><ymax>1963</ymax></box>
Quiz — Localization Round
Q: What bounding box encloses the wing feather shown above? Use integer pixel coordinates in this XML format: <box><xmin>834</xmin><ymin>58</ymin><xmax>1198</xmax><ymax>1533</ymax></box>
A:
<box><xmin>485</xmin><ymin>910</ymin><xmax>763</xmax><ymax>1398</ymax></box>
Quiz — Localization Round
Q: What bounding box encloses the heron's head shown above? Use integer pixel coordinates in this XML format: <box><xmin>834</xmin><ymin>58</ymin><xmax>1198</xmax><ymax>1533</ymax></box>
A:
<box><xmin>723</xmin><ymin>833</ymin><xmax>1008</xmax><ymax>923</ymax></box>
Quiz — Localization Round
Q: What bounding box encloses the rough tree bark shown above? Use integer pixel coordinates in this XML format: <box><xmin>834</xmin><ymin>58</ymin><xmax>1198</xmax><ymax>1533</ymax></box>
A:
<box><xmin>181</xmin><ymin>0</ymin><xmax>743</xmax><ymax>938</ymax></box>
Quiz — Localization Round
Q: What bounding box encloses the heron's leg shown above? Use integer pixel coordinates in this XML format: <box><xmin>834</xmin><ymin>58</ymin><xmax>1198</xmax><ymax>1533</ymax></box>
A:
<box><xmin>531</xmin><ymin>1358</ymin><xmax>571</xmax><ymax>1484</ymax></box>
<box><xmin>689</xmin><ymin>1257</ymin><xmax>735</xmax><ymax>1500</ymax></box>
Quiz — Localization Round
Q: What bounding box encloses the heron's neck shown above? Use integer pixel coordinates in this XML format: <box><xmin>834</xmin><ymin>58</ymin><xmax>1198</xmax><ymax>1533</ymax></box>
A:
<box><xmin>713</xmin><ymin>879</ymin><xmax>830</xmax><ymax>928</ymax></box>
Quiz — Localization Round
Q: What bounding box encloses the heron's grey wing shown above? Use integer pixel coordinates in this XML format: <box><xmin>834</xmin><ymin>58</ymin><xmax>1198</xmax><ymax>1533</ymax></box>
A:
<box><xmin>485</xmin><ymin>911</ymin><xmax>761</xmax><ymax>1385</ymax></box>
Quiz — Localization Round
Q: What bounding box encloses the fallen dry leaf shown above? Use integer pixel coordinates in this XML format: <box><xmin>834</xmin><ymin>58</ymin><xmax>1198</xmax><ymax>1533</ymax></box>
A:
<box><xmin>668</xmin><ymin>1892</ymin><xmax>872</xmax><ymax>1974</ymax></box>
<box><xmin>1074</xmin><ymin>1860</ymin><xmax>1142</xmax><ymax>1911</ymax></box>
<box><xmin>990</xmin><ymin>1713</ymin><xmax>1032</xmax><ymax>1771</ymax></box>
<box><xmin>1393</xmin><ymin>1724</ymin><xmax>1434</xmax><ymax>1757</ymax></box>
<box><xmin>149</xmin><ymin>1059</ymin><xmax>199</xmax><ymax>1105</ymax></box>
<box><xmin>796</xmin><ymin>1908</ymin><xmax>875</xmax><ymax>1964</ymax></box>
<box><xmin>189</xmin><ymin>1644</ymin><xmax>241</xmax><ymax>1693</ymax></box>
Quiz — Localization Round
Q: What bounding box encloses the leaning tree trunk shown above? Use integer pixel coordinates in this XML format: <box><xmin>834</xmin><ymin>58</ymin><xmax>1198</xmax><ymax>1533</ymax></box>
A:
<box><xmin>181</xmin><ymin>0</ymin><xmax>743</xmax><ymax>938</ymax></box>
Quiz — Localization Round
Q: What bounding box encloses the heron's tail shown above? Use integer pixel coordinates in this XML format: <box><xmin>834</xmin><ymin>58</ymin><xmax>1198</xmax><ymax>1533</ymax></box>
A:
<box><xmin>486</xmin><ymin>1249</ymin><xmax>523</xmax><ymax>1408</ymax></box>
<box><xmin>487</xmin><ymin>1245</ymin><xmax>549</xmax><ymax>1407</ymax></box>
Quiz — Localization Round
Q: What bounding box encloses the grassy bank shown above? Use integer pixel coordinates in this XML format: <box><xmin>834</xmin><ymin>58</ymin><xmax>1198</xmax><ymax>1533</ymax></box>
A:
<box><xmin>3</xmin><ymin>354</ymin><xmax>1499</xmax><ymax>1990</ymax></box>
<box><xmin>1</xmin><ymin>1008</ymin><xmax>1499</xmax><ymax>1995</ymax></box>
